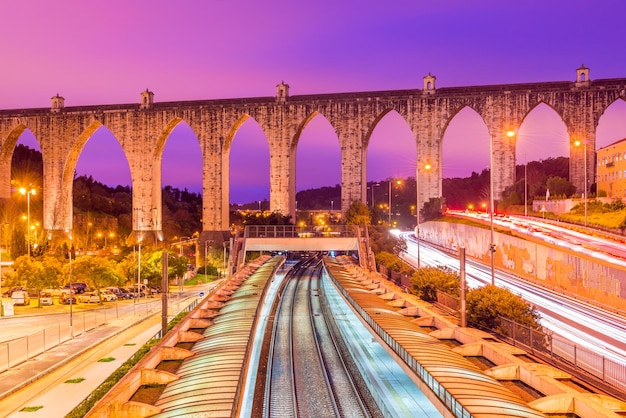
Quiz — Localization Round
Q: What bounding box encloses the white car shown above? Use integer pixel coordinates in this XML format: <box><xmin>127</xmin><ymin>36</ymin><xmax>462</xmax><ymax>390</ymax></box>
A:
<box><xmin>98</xmin><ymin>289</ymin><xmax>118</xmax><ymax>302</ymax></box>
<box><xmin>78</xmin><ymin>292</ymin><xmax>100</xmax><ymax>303</ymax></box>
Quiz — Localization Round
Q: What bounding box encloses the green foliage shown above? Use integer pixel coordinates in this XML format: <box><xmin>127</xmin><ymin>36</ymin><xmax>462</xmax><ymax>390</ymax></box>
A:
<box><xmin>409</xmin><ymin>266</ymin><xmax>460</xmax><ymax>301</ymax></box>
<box><xmin>20</xmin><ymin>406</ymin><xmax>43</xmax><ymax>412</ymax></box>
<box><xmin>546</xmin><ymin>176</ymin><xmax>576</xmax><ymax>197</ymax></box>
<box><xmin>295</xmin><ymin>185</ymin><xmax>341</xmax><ymax>210</ymax></box>
<box><xmin>232</xmin><ymin>210</ymin><xmax>292</xmax><ymax>226</ymax></box>
<box><xmin>374</xmin><ymin>251</ymin><xmax>415</xmax><ymax>277</ymax></box>
<box><xmin>368</xmin><ymin>226</ymin><xmax>406</xmax><ymax>255</ymax></box>
<box><xmin>71</xmin><ymin>256</ymin><xmax>123</xmax><ymax>291</ymax></box>
<box><xmin>344</xmin><ymin>200</ymin><xmax>371</xmax><ymax>225</ymax></box>
<box><xmin>422</xmin><ymin>197</ymin><xmax>445</xmax><ymax>221</ymax></box>
<box><xmin>466</xmin><ymin>285</ymin><xmax>541</xmax><ymax>333</ymax></box>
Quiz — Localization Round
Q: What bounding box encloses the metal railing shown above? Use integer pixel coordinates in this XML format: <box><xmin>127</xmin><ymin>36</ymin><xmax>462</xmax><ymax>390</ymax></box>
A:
<box><xmin>0</xmin><ymin>296</ymin><xmax>199</xmax><ymax>374</ymax></box>
<box><xmin>433</xmin><ymin>290</ymin><xmax>626</xmax><ymax>396</ymax></box>
<box><xmin>245</xmin><ymin>225</ymin><xmax>359</xmax><ymax>238</ymax></box>
<box><xmin>497</xmin><ymin>316</ymin><xmax>626</xmax><ymax>395</ymax></box>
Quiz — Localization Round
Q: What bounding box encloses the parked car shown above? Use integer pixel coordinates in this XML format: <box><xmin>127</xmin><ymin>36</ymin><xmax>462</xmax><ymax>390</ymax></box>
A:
<box><xmin>43</xmin><ymin>287</ymin><xmax>64</xmax><ymax>298</ymax></box>
<box><xmin>125</xmin><ymin>287</ymin><xmax>143</xmax><ymax>298</ymax></box>
<box><xmin>99</xmin><ymin>289</ymin><xmax>118</xmax><ymax>302</ymax></box>
<box><xmin>108</xmin><ymin>287</ymin><xmax>133</xmax><ymax>300</ymax></box>
<box><xmin>59</xmin><ymin>291</ymin><xmax>76</xmax><ymax>305</ymax></box>
<box><xmin>77</xmin><ymin>292</ymin><xmax>100</xmax><ymax>303</ymax></box>
<box><xmin>39</xmin><ymin>291</ymin><xmax>53</xmax><ymax>306</ymax></box>
<box><xmin>11</xmin><ymin>290</ymin><xmax>31</xmax><ymax>306</ymax></box>
<box><xmin>64</xmin><ymin>282</ymin><xmax>87</xmax><ymax>294</ymax></box>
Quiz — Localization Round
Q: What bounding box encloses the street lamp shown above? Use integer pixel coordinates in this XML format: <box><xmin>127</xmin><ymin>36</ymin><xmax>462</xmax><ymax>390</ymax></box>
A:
<box><xmin>416</xmin><ymin>162</ymin><xmax>431</xmax><ymax>269</ymax></box>
<box><xmin>19</xmin><ymin>187</ymin><xmax>36</xmax><ymax>257</ymax></box>
<box><xmin>488</xmin><ymin>130</ymin><xmax>515</xmax><ymax>286</ymax></box>
<box><xmin>574</xmin><ymin>139</ymin><xmax>588</xmax><ymax>226</ymax></box>
<box><xmin>524</xmin><ymin>153</ymin><xmax>528</xmax><ymax>217</ymax></box>
<box><xmin>133</xmin><ymin>207</ymin><xmax>142</xmax><ymax>300</ymax></box>
<box><xmin>0</xmin><ymin>223</ymin><xmax>8</xmax><ymax>289</ymax></box>
<box><xmin>66</xmin><ymin>230</ymin><xmax>74</xmax><ymax>337</ymax></box>
<box><xmin>368</xmin><ymin>183</ymin><xmax>380</xmax><ymax>207</ymax></box>
<box><xmin>489</xmin><ymin>135</ymin><xmax>496</xmax><ymax>286</ymax></box>
<box><xmin>388</xmin><ymin>179</ymin><xmax>402</xmax><ymax>226</ymax></box>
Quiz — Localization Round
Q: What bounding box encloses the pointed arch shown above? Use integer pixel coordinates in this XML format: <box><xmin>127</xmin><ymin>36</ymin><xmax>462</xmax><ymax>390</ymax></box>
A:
<box><xmin>295</xmin><ymin>112</ymin><xmax>341</xmax><ymax>217</ymax></box>
<box><xmin>517</xmin><ymin>102</ymin><xmax>569</xmax><ymax>164</ymax></box>
<box><xmin>597</xmin><ymin>98</ymin><xmax>626</xmax><ymax>150</ymax></box>
<box><xmin>61</xmin><ymin>121</ymin><xmax>131</xmax><ymax>233</ymax></box>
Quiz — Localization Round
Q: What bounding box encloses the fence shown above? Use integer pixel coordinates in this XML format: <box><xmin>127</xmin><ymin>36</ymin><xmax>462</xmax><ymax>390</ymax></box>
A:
<box><xmin>0</xmin><ymin>296</ymin><xmax>199</xmax><ymax>374</ymax></box>
<box><xmin>497</xmin><ymin>316</ymin><xmax>626</xmax><ymax>395</ymax></box>
<box><xmin>433</xmin><ymin>290</ymin><xmax>626</xmax><ymax>395</ymax></box>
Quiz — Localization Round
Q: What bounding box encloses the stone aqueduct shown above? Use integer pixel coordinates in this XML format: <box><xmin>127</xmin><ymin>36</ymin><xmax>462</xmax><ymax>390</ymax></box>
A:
<box><xmin>1</xmin><ymin>66</ymin><xmax>625</xmax><ymax>241</ymax></box>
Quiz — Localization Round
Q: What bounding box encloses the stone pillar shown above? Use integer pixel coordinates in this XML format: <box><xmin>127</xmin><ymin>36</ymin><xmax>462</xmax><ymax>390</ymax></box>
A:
<box><xmin>336</xmin><ymin>118</ymin><xmax>366</xmax><ymax>212</ymax></box>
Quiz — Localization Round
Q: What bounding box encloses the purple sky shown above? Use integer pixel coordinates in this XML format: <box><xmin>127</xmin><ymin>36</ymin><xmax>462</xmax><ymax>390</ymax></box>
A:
<box><xmin>4</xmin><ymin>1</ymin><xmax>626</xmax><ymax>203</ymax></box>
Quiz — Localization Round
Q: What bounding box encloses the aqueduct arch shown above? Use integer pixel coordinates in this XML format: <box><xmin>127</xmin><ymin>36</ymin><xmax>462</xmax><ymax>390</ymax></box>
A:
<box><xmin>0</xmin><ymin>67</ymin><xmax>624</xmax><ymax>241</ymax></box>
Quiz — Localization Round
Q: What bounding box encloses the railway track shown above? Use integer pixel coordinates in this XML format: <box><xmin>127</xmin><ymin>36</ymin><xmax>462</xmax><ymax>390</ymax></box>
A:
<box><xmin>264</xmin><ymin>256</ymin><xmax>372</xmax><ymax>417</ymax></box>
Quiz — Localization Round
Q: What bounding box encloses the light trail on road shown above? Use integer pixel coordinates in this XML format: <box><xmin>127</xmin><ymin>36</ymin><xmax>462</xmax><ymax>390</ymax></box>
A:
<box><xmin>401</xmin><ymin>233</ymin><xmax>626</xmax><ymax>366</ymax></box>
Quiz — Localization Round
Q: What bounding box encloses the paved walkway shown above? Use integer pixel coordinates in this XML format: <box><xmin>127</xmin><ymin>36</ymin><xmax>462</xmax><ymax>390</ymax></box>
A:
<box><xmin>0</xmin><ymin>284</ymin><xmax>214</xmax><ymax>417</ymax></box>
<box><xmin>0</xmin><ymin>312</ymin><xmax>159</xmax><ymax>417</ymax></box>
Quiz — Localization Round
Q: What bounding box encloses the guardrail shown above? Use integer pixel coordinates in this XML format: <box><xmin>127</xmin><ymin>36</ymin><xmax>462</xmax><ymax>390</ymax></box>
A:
<box><xmin>0</xmin><ymin>296</ymin><xmax>199</xmax><ymax>374</ymax></box>
<box><xmin>245</xmin><ymin>225</ymin><xmax>360</xmax><ymax>238</ymax></box>
<box><xmin>434</xmin><ymin>289</ymin><xmax>626</xmax><ymax>397</ymax></box>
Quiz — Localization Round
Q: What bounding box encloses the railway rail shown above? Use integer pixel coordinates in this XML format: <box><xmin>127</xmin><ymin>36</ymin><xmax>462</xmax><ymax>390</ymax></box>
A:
<box><xmin>264</xmin><ymin>256</ymin><xmax>372</xmax><ymax>417</ymax></box>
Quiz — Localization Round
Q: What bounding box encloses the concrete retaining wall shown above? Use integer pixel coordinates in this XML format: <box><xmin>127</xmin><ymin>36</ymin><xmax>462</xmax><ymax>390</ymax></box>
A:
<box><xmin>420</xmin><ymin>221</ymin><xmax>626</xmax><ymax>310</ymax></box>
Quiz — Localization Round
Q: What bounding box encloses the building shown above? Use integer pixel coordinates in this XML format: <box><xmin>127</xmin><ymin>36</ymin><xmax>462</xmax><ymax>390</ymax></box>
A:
<box><xmin>597</xmin><ymin>137</ymin><xmax>626</xmax><ymax>199</ymax></box>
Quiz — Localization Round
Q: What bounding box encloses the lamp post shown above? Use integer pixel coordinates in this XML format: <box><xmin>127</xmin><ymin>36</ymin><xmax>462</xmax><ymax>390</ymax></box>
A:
<box><xmin>66</xmin><ymin>230</ymin><xmax>74</xmax><ymax>337</ymax></box>
<box><xmin>0</xmin><ymin>223</ymin><xmax>7</xmax><ymax>289</ymax></box>
<box><xmin>488</xmin><ymin>131</ymin><xmax>515</xmax><ymax>286</ymax></box>
<box><xmin>369</xmin><ymin>183</ymin><xmax>380</xmax><ymax>207</ymax></box>
<box><xmin>524</xmin><ymin>154</ymin><xmax>528</xmax><ymax>216</ymax></box>
<box><xmin>223</xmin><ymin>241</ymin><xmax>227</xmax><ymax>277</ymax></box>
<box><xmin>489</xmin><ymin>135</ymin><xmax>496</xmax><ymax>286</ymax></box>
<box><xmin>416</xmin><ymin>163</ymin><xmax>431</xmax><ymax>269</ymax></box>
<box><xmin>133</xmin><ymin>207</ymin><xmax>142</xmax><ymax>300</ymax></box>
<box><xmin>19</xmin><ymin>187</ymin><xmax>36</xmax><ymax>257</ymax></box>
<box><xmin>575</xmin><ymin>139</ymin><xmax>588</xmax><ymax>226</ymax></box>
<box><xmin>388</xmin><ymin>179</ymin><xmax>402</xmax><ymax>226</ymax></box>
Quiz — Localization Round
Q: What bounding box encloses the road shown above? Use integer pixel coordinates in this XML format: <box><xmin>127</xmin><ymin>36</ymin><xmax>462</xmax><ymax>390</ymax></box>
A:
<box><xmin>402</xmin><ymin>235</ymin><xmax>626</xmax><ymax>365</ymax></box>
<box><xmin>0</xmin><ymin>291</ymin><xmax>200</xmax><ymax>343</ymax></box>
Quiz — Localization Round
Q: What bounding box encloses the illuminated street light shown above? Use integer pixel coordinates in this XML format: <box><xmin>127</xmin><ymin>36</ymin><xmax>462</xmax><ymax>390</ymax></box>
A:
<box><xmin>489</xmin><ymin>135</ymin><xmax>496</xmax><ymax>286</ymax></box>
<box><xmin>66</xmin><ymin>230</ymin><xmax>74</xmax><ymax>337</ymax></box>
<box><xmin>574</xmin><ymin>139</ymin><xmax>588</xmax><ymax>226</ymax></box>
<box><xmin>388</xmin><ymin>179</ymin><xmax>402</xmax><ymax>226</ymax></box>
<box><xmin>0</xmin><ymin>222</ymin><xmax>8</xmax><ymax>288</ymax></box>
<box><xmin>19</xmin><ymin>187</ymin><xmax>36</xmax><ymax>257</ymax></box>
<box><xmin>416</xmin><ymin>162</ymin><xmax>431</xmax><ymax>269</ymax></box>
<box><xmin>368</xmin><ymin>183</ymin><xmax>380</xmax><ymax>207</ymax></box>
<box><xmin>489</xmin><ymin>130</ymin><xmax>516</xmax><ymax>286</ymax></box>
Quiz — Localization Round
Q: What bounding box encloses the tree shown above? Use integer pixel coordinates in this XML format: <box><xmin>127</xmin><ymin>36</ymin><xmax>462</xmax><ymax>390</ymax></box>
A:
<box><xmin>466</xmin><ymin>285</ymin><xmax>541</xmax><ymax>333</ymax></box>
<box><xmin>409</xmin><ymin>266</ymin><xmax>459</xmax><ymax>301</ymax></box>
<box><xmin>368</xmin><ymin>225</ymin><xmax>406</xmax><ymax>255</ymax></box>
<box><xmin>546</xmin><ymin>176</ymin><xmax>576</xmax><ymax>198</ymax></box>
<box><xmin>344</xmin><ymin>200</ymin><xmax>371</xmax><ymax>225</ymax></box>
<box><xmin>11</xmin><ymin>224</ymin><xmax>28</xmax><ymax>259</ymax></box>
<box><xmin>422</xmin><ymin>197</ymin><xmax>445</xmax><ymax>221</ymax></box>
<box><xmin>71</xmin><ymin>256</ymin><xmax>123</xmax><ymax>299</ymax></box>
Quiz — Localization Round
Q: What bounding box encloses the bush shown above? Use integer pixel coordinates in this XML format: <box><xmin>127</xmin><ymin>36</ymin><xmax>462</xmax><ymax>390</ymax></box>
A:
<box><xmin>409</xmin><ymin>266</ymin><xmax>459</xmax><ymax>301</ymax></box>
<box><xmin>466</xmin><ymin>285</ymin><xmax>541</xmax><ymax>333</ymax></box>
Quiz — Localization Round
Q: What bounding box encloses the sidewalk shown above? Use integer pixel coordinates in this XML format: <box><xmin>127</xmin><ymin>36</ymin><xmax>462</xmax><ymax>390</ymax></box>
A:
<box><xmin>0</xmin><ymin>284</ymin><xmax>213</xmax><ymax>417</ymax></box>
<box><xmin>1</xmin><ymin>316</ymin><xmax>162</xmax><ymax>417</ymax></box>
<box><xmin>0</xmin><ymin>312</ymin><xmax>152</xmax><ymax>402</ymax></box>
